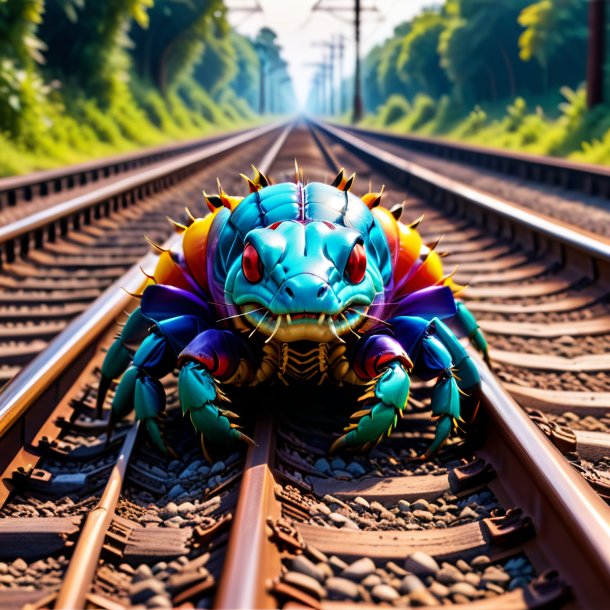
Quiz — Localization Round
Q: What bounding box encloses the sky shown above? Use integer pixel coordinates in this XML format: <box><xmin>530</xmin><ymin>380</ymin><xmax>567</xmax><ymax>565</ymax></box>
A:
<box><xmin>227</xmin><ymin>0</ymin><xmax>443</xmax><ymax>107</ymax></box>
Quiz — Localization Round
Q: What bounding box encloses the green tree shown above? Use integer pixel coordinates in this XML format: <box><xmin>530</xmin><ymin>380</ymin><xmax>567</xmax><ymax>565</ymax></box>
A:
<box><xmin>129</xmin><ymin>0</ymin><xmax>226</xmax><ymax>93</ymax></box>
<box><xmin>397</xmin><ymin>10</ymin><xmax>450</xmax><ymax>99</ymax></box>
<box><xmin>37</xmin><ymin>0</ymin><xmax>153</xmax><ymax>104</ymax></box>
<box><xmin>518</xmin><ymin>0</ymin><xmax>587</xmax><ymax>90</ymax></box>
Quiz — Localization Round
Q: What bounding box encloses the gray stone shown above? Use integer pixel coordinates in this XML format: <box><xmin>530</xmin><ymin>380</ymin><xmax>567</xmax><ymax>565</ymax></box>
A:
<box><xmin>131</xmin><ymin>580</ymin><xmax>166</xmax><ymax>604</ymax></box>
<box><xmin>459</xmin><ymin>506</ymin><xmax>479</xmax><ymax>520</ymax></box>
<box><xmin>428</xmin><ymin>581</ymin><xmax>450</xmax><ymax>598</ymax></box>
<box><xmin>342</xmin><ymin>557</ymin><xmax>376</xmax><ymax>581</ymax></box>
<box><xmin>209</xmin><ymin>461</ymin><xmax>225</xmax><ymax>475</ymax></box>
<box><xmin>413</xmin><ymin>510</ymin><xmax>433</xmax><ymax>522</ymax></box>
<box><xmin>325</xmin><ymin>577</ymin><xmax>360</xmax><ymax>600</ymax></box>
<box><xmin>166</xmin><ymin>485</ymin><xmax>186</xmax><ymax>501</ymax></box>
<box><xmin>178</xmin><ymin>502</ymin><xmax>195</xmax><ymax>513</ymax></box>
<box><xmin>346</xmin><ymin>462</ymin><xmax>366</xmax><ymax>477</ymax></box>
<box><xmin>409</xmin><ymin>588</ymin><xmax>440</xmax><ymax>606</ymax></box>
<box><xmin>482</xmin><ymin>566</ymin><xmax>510</xmax><ymax>584</ymax></box>
<box><xmin>283</xmin><ymin>571</ymin><xmax>324</xmax><ymax>598</ymax></box>
<box><xmin>436</xmin><ymin>565</ymin><xmax>464</xmax><ymax>584</ymax></box>
<box><xmin>329</xmin><ymin>512</ymin><xmax>347</xmax><ymax>525</ymax></box>
<box><xmin>11</xmin><ymin>559</ymin><xmax>27</xmax><ymax>571</ymax></box>
<box><xmin>449</xmin><ymin>582</ymin><xmax>479</xmax><ymax>598</ymax></box>
<box><xmin>411</xmin><ymin>499</ymin><xmax>430</xmax><ymax>511</ymax></box>
<box><xmin>397</xmin><ymin>500</ymin><xmax>411</xmax><ymax>513</ymax></box>
<box><xmin>456</xmin><ymin>559</ymin><xmax>470</xmax><ymax>574</ymax></box>
<box><xmin>332</xmin><ymin>469</ymin><xmax>353</xmax><ymax>479</ymax></box>
<box><xmin>133</xmin><ymin>565</ymin><xmax>154</xmax><ymax>583</ymax></box>
<box><xmin>508</xmin><ymin>576</ymin><xmax>530</xmax><ymax>591</ymax></box>
<box><xmin>329</xmin><ymin>556</ymin><xmax>348</xmax><ymax>574</ymax></box>
<box><xmin>371</xmin><ymin>584</ymin><xmax>399</xmax><ymax>602</ymax></box>
<box><xmin>314</xmin><ymin>458</ymin><xmax>331</xmax><ymax>474</ymax></box>
<box><xmin>465</xmin><ymin>572</ymin><xmax>481</xmax><ymax>587</ymax></box>
<box><xmin>289</xmin><ymin>556</ymin><xmax>325</xmax><ymax>583</ymax></box>
<box><xmin>403</xmin><ymin>552</ymin><xmax>439</xmax><ymax>577</ymax></box>
<box><xmin>386</xmin><ymin>561</ymin><xmax>407</xmax><ymax>577</ymax></box>
<box><xmin>471</xmin><ymin>555</ymin><xmax>490</xmax><ymax>567</ymax></box>
<box><xmin>330</xmin><ymin>457</ymin><xmax>346</xmax><ymax>470</ymax></box>
<box><xmin>399</xmin><ymin>574</ymin><xmax>426</xmax><ymax>594</ymax></box>
<box><xmin>353</xmin><ymin>496</ymin><xmax>370</xmax><ymax>510</ymax></box>
<box><xmin>361</xmin><ymin>574</ymin><xmax>382</xmax><ymax>588</ymax></box>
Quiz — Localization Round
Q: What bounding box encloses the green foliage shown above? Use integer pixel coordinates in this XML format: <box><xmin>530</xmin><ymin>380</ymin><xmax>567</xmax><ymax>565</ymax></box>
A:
<box><xmin>377</xmin><ymin>95</ymin><xmax>410</xmax><ymax>126</ymax></box>
<box><xmin>400</xmin><ymin>94</ymin><xmax>439</xmax><ymax>131</ymax></box>
<box><xmin>397</xmin><ymin>10</ymin><xmax>450</xmax><ymax>99</ymax></box>
<box><xmin>503</xmin><ymin>97</ymin><xmax>527</xmax><ymax>132</ymax></box>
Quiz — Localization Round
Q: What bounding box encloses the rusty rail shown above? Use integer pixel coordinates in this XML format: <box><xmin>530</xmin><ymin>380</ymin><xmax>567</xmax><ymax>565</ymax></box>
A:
<box><xmin>0</xmin><ymin>121</ymin><xmax>287</xmax><ymax>265</ymax></box>
<box><xmin>311</xmin><ymin>120</ymin><xmax>610</xmax><ymax>278</ymax></box>
<box><xmin>337</xmin><ymin>122</ymin><xmax>610</xmax><ymax>199</ymax></box>
<box><xmin>0</xmin><ymin>125</ymin><xmax>264</xmax><ymax>209</ymax></box>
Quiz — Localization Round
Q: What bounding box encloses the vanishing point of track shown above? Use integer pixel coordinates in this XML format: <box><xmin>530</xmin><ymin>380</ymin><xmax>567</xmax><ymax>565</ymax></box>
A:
<box><xmin>0</xmin><ymin>120</ymin><xmax>609</xmax><ymax>609</ymax></box>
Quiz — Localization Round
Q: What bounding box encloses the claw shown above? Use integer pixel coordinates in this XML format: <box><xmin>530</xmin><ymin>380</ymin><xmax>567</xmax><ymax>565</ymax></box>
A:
<box><xmin>179</xmin><ymin>362</ymin><xmax>242</xmax><ymax>449</ymax></box>
<box><xmin>425</xmin><ymin>414</ymin><xmax>453</xmax><ymax>456</ymax></box>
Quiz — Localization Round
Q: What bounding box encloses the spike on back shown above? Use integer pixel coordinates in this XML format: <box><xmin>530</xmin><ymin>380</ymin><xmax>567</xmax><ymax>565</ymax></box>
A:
<box><xmin>294</xmin><ymin>159</ymin><xmax>301</xmax><ymax>183</ymax></box>
<box><xmin>240</xmin><ymin>173</ymin><xmax>259</xmax><ymax>194</ymax></box>
<box><xmin>144</xmin><ymin>235</ymin><xmax>167</xmax><ymax>253</ymax></box>
<box><xmin>251</xmin><ymin>165</ymin><xmax>269</xmax><ymax>188</ymax></box>
<box><xmin>202</xmin><ymin>191</ymin><xmax>223</xmax><ymax>213</ymax></box>
<box><xmin>390</xmin><ymin>202</ymin><xmax>404</xmax><ymax>220</ymax></box>
<box><xmin>166</xmin><ymin>216</ymin><xmax>187</xmax><ymax>234</ymax></box>
<box><xmin>331</xmin><ymin>168</ymin><xmax>346</xmax><ymax>188</ymax></box>
<box><xmin>362</xmin><ymin>184</ymin><xmax>385</xmax><ymax>209</ymax></box>
<box><xmin>185</xmin><ymin>206</ymin><xmax>197</xmax><ymax>222</ymax></box>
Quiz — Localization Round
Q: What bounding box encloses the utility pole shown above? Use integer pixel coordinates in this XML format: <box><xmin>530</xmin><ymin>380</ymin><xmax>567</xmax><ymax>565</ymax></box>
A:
<box><xmin>353</xmin><ymin>0</ymin><xmax>363</xmax><ymax>122</ymax></box>
<box><xmin>337</xmin><ymin>34</ymin><xmax>346</xmax><ymax>115</ymax></box>
<box><xmin>312</xmin><ymin>41</ymin><xmax>337</xmax><ymax>115</ymax></box>
<box><xmin>587</xmin><ymin>0</ymin><xmax>606</xmax><ymax>108</ymax></box>
<box><xmin>312</xmin><ymin>1</ymin><xmax>382</xmax><ymax>123</ymax></box>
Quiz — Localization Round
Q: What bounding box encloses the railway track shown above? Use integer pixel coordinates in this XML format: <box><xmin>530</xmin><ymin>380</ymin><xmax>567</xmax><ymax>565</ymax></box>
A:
<box><xmin>0</xmin><ymin>121</ymin><xmax>608</xmax><ymax>609</ymax></box>
<box><xmin>0</xmin><ymin>122</ymin><xmax>288</xmax><ymax>387</ymax></box>
<box><xmin>336</xmin><ymin>123</ymin><xmax>610</xmax><ymax>240</ymax></box>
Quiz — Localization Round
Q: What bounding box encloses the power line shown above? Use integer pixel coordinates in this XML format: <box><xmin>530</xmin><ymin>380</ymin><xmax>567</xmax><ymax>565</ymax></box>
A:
<box><xmin>312</xmin><ymin>0</ymin><xmax>383</xmax><ymax>123</ymax></box>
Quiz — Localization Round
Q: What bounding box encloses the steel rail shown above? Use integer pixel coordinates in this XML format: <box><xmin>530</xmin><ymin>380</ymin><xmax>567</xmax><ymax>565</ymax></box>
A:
<box><xmin>311</xmin><ymin>120</ymin><xmax>610</xmax><ymax>272</ymax></box>
<box><xmin>0</xmin><ymin>120</ymin><xmax>296</xmax><ymax>607</ymax></box>
<box><xmin>0</xmin><ymin>121</ymin><xmax>287</xmax><ymax>264</ymax></box>
<box><xmin>0</xmin><ymin>238</ymin><xmax>177</xmax><ymax>439</ymax></box>
<box><xmin>214</xmin><ymin>415</ymin><xmax>282</xmax><ymax>609</ymax></box>
<box><xmin>472</xmin><ymin>347</ymin><xmax>610</xmax><ymax>607</ymax></box>
<box><xmin>54</xmin><ymin>422</ymin><xmax>140</xmax><ymax>610</ymax></box>
<box><xmin>337</xmin><ymin>122</ymin><xmax>610</xmax><ymax>195</ymax></box>
<box><xmin>0</xmin><ymin>124</ymin><xmax>266</xmax><ymax>208</ymax></box>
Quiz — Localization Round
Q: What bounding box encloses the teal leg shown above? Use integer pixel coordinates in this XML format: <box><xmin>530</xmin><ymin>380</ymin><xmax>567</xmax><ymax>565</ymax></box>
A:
<box><xmin>97</xmin><ymin>307</ymin><xmax>151</xmax><ymax>416</ymax></box>
<box><xmin>455</xmin><ymin>302</ymin><xmax>490</xmax><ymax>366</ymax></box>
<box><xmin>178</xmin><ymin>361</ymin><xmax>253</xmax><ymax>461</ymax></box>
<box><xmin>416</xmin><ymin>319</ymin><xmax>482</xmax><ymax>456</ymax></box>
<box><xmin>330</xmin><ymin>361</ymin><xmax>411</xmax><ymax>453</ymax></box>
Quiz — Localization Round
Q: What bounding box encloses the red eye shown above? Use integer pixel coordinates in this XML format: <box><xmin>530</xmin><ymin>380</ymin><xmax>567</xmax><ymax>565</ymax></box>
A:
<box><xmin>345</xmin><ymin>243</ymin><xmax>366</xmax><ymax>284</ymax></box>
<box><xmin>242</xmin><ymin>243</ymin><xmax>263</xmax><ymax>283</ymax></box>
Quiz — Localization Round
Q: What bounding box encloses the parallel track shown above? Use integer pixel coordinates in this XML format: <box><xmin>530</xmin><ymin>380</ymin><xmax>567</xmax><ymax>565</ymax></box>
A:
<box><xmin>0</xmin><ymin>122</ymin><xmax>287</xmax><ymax>386</ymax></box>
<box><xmin>0</xmin><ymin>121</ymin><xmax>608</xmax><ymax>609</ymax></box>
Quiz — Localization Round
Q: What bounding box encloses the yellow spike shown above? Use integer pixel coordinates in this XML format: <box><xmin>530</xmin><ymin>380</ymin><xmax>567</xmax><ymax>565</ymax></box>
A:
<box><xmin>138</xmin><ymin>265</ymin><xmax>157</xmax><ymax>283</ymax></box>
<box><xmin>357</xmin><ymin>390</ymin><xmax>377</xmax><ymax>403</ymax></box>
<box><xmin>390</xmin><ymin>202</ymin><xmax>404</xmax><ymax>220</ymax></box>
<box><xmin>144</xmin><ymin>235</ymin><xmax>167</xmax><ymax>253</ymax></box>
<box><xmin>185</xmin><ymin>206</ymin><xmax>197</xmax><ymax>222</ymax></box>
<box><xmin>361</xmin><ymin>184</ymin><xmax>385</xmax><ymax>209</ymax></box>
<box><xmin>121</xmin><ymin>287</ymin><xmax>143</xmax><ymax>299</ymax></box>
<box><xmin>251</xmin><ymin>164</ymin><xmax>270</xmax><ymax>187</ymax></box>
<box><xmin>202</xmin><ymin>190</ymin><xmax>223</xmax><ymax>213</ymax></box>
<box><xmin>240</xmin><ymin>173</ymin><xmax>259</xmax><ymax>193</ymax></box>
<box><xmin>425</xmin><ymin>235</ymin><xmax>444</xmax><ymax>254</ymax></box>
<box><xmin>349</xmin><ymin>408</ymin><xmax>373</xmax><ymax>420</ymax></box>
<box><xmin>409</xmin><ymin>214</ymin><xmax>425</xmax><ymax>229</ymax></box>
<box><xmin>331</xmin><ymin>168</ymin><xmax>346</xmax><ymax>188</ymax></box>
<box><xmin>342</xmin><ymin>172</ymin><xmax>356</xmax><ymax>191</ymax></box>
<box><xmin>343</xmin><ymin>423</ymin><xmax>359</xmax><ymax>432</ymax></box>
<box><xmin>166</xmin><ymin>216</ymin><xmax>187</xmax><ymax>233</ymax></box>
<box><xmin>294</xmin><ymin>159</ymin><xmax>300</xmax><ymax>183</ymax></box>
